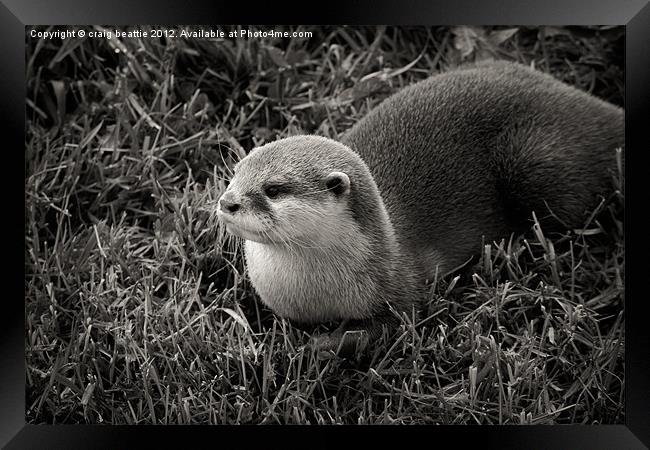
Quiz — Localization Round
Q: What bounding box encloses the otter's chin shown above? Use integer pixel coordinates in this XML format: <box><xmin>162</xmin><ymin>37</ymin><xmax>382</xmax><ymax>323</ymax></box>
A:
<box><xmin>223</xmin><ymin>223</ymin><xmax>272</xmax><ymax>244</ymax></box>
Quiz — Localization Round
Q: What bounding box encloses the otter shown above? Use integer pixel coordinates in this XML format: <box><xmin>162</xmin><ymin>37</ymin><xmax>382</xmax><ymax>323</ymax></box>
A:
<box><xmin>216</xmin><ymin>60</ymin><xmax>624</xmax><ymax>352</ymax></box>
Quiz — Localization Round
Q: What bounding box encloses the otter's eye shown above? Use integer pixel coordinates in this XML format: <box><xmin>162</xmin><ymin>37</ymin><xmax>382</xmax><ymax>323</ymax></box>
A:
<box><xmin>264</xmin><ymin>185</ymin><xmax>282</xmax><ymax>199</ymax></box>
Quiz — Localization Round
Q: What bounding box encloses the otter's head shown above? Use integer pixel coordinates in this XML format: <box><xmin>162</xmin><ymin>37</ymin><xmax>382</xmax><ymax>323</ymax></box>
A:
<box><xmin>217</xmin><ymin>135</ymin><xmax>373</xmax><ymax>247</ymax></box>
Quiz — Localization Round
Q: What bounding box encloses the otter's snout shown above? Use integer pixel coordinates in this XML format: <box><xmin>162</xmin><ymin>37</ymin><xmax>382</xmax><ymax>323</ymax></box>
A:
<box><xmin>218</xmin><ymin>191</ymin><xmax>241</xmax><ymax>214</ymax></box>
<box><xmin>220</xmin><ymin>198</ymin><xmax>240</xmax><ymax>214</ymax></box>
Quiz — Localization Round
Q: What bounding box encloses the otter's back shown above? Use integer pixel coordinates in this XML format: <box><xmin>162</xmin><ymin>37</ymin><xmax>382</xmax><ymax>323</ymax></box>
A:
<box><xmin>341</xmin><ymin>61</ymin><xmax>624</xmax><ymax>273</ymax></box>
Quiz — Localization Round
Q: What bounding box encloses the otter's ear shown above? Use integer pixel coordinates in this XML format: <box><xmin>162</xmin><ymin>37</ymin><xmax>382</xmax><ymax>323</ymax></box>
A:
<box><xmin>325</xmin><ymin>171</ymin><xmax>350</xmax><ymax>196</ymax></box>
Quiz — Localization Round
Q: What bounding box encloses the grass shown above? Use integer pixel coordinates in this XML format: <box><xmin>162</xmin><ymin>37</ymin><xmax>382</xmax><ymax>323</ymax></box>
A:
<box><xmin>25</xmin><ymin>25</ymin><xmax>624</xmax><ymax>424</ymax></box>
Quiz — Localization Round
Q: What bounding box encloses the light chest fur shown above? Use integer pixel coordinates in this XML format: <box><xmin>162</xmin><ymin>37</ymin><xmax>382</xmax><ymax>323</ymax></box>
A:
<box><xmin>244</xmin><ymin>236</ymin><xmax>377</xmax><ymax>323</ymax></box>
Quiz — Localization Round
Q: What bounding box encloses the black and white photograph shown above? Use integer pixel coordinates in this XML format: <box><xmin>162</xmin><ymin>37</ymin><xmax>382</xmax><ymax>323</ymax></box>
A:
<box><xmin>25</xmin><ymin>25</ymin><xmax>626</xmax><ymax>426</ymax></box>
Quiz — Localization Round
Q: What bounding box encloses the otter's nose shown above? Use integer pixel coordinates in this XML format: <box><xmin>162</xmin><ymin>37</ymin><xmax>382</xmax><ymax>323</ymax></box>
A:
<box><xmin>219</xmin><ymin>198</ymin><xmax>241</xmax><ymax>214</ymax></box>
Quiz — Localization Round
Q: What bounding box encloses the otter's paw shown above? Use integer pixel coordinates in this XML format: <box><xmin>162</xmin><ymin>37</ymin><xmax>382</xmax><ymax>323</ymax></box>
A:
<box><xmin>310</xmin><ymin>330</ymin><xmax>369</xmax><ymax>359</ymax></box>
<box><xmin>309</xmin><ymin>333</ymin><xmax>340</xmax><ymax>359</ymax></box>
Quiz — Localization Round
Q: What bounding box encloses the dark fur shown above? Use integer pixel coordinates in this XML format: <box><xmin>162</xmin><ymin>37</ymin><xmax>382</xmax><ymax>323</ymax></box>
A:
<box><xmin>342</xmin><ymin>60</ymin><xmax>624</xmax><ymax>275</ymax></box>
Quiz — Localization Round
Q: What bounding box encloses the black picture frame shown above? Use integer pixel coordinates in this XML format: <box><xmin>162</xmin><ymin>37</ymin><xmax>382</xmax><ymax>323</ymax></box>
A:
<box><xmin>6</xmin><ymin>0</ymin><xmax>649</xmax><ymax>448</ymax></box>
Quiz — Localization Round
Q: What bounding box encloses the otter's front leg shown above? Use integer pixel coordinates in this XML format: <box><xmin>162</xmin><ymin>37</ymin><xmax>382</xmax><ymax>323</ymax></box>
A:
<box><xmin>310</xmin><ymin>318</ymin><xmax>389</xmax><ymax>357</ymax></box>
